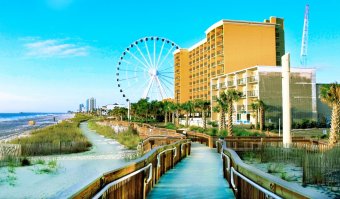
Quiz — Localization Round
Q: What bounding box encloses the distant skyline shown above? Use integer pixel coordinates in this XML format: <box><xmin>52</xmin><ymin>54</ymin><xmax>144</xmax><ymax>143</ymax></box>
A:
<box><xmin>0</xmin><ymin>0</ymin><xmax>339</xmax><ymax>112</ymax></box>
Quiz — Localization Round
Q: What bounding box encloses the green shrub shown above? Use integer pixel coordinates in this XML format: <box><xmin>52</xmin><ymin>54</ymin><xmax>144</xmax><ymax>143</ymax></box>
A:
<box><xmin>34</xmin><ymin>159</ymin><xmax>59</xmax><ymax>174</ymax></box>
<box><xmin>35</xmin><ymin>159</ymin><xmax>45</xmax><ymax>165</ymax></box>
<box><xmin>320</xmin><ymin>134</ymin><xmax>329</xmax><ymax>139</ymax></box>
<box><xmin>189</xmin><ymin>126</ymin><xmax>205</xmax><ymax>133</ymax></box>
<box><xmin>207</xmin><ymin>121</ymin><xmax>218</xmax><ymax>127</ymax></box>
<box><xmin>280</xmin><ymin>172</ymin><xmax>296</xmax><ymax>182</ymax></box>
<box><xmin>115</xmin><ymin>128</ymin><xmax>141</xmax><ymax>150</ymax></box>
<box><xmin>241</xmin><ymin>151</ymin><xmax>260</xmax><ymax>163</ymax></box>
<box><xmin>165</xmin><ymin>123</ymin><xmax>177</xmax><ymax>130</ymax></box>
<box><xmin>233</xmin><ymin>127</ymin><xmax>252</xmax><ymax>136</ymax></box>
<box><xmin>266</xmin><ymin>123</ymin><xmax>275</xmax><ymax>130</ymax></box>
<box><xmin>267</xmin><ymin>163</ymin><xmax>283</xmax><ymax>174</ymax></box>
<box><xmin>11</xmin><ymin>120</ymin><xmax>92</xmax><ymax>156</ymax></box>
<box><xmin>207</xmin><ymin>128</ymin><xmax>218</xmax><ymax>136</ymax></box>
<box><xmin>89</xmin><ymin>120</ymin><xmax>141</xmax><ymax>150</ymax></box>
<box><xmin>88</xmin><ymin>120</ymin><xmax>115</xmax><ymax>139</ymax></box>
<box><xmin>219</xmin><ymin>129</ymin><xmax>228</xmax><ymax>138</ymax></box>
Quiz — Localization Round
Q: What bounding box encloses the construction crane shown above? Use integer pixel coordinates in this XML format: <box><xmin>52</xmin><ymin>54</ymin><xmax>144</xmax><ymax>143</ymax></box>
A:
<box><xmin>300</xmin><ymin>4</ymin><xmax>309</xmax><ymax>67</ymax></box>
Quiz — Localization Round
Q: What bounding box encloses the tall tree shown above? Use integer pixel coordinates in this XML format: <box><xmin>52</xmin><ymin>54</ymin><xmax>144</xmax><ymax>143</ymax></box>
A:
<box><xmin>169</xmin><ymin>102</ymin><xmax>177</xmax><ymax>124</ymax></box>
<box><xmin>135</xmin><ymin>98</ymin><xmax>150</xmax><ymax>122</ymax></box>
<box><xmin>202</xmin><ymin>101</ymin><xmax>211</xmax><ymax>129</ymax></box>
<box><xmin>320</xmin><ymin>83</ymin><xmax>340</xmax><ymax>146</ymax></box>
<box><xmin>258</xmin><ymin>100</ymin><xmax>266</xmax><ymax>131</ymax></box>
<box><xmin>250</xmin><ymin>100</ymin><xmax>259</xmax><ymax>129</ymax></box>
<box><xmin>175</xmin><ymin>103</ymin><xmax>182</xmax><ymax>125</ymax></box>
<box><xmin>181</xmin><ymin>101</ymin><xmax>194</xmax><ymax>127</ymax></box>
<box><xmin>163</xmin><ymin>101</ymin><xmax>171</xmax><ymax>124</ymax></box>
<box><xmin>215</xmin><ymin>92</ymin><xmax>228</xmax><ymax>131</ymax></box>
<box><xmin>194</xmin><ymin>99</ymin><xmax>211</xmax><ymax>129</ymax></box>
<box><xmin>225</xmin><ymin>89</ymin><xmax>243</xmax><ymax>136</ymax></box>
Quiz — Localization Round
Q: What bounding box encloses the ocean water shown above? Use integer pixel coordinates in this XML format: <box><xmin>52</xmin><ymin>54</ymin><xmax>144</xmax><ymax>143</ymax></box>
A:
<box><xmin>0</xmin><ymin>113</ymin><xmax>74</xmax><ymax>139</ymax></box>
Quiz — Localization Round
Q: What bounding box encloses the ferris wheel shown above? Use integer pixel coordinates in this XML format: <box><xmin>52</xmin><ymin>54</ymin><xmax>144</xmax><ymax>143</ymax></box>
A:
<box><xmin>116</xmin><ymin>37</ymin><xmax>180</xmax><ymax>102</ymax></box>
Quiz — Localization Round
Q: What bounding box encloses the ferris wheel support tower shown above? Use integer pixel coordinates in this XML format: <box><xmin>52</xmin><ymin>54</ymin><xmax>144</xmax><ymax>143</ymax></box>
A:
<box><xmin>300</xmin><ymin>4</ymin><xmax>309</xmax><ymax>67</ymax></box>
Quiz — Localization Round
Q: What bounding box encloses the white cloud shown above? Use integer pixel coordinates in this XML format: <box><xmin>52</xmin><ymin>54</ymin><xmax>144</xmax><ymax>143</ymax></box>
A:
<box><xmin>24</xmin><ymin>39</ymin><xmax>89</xmax><ymax>58</ymax></box>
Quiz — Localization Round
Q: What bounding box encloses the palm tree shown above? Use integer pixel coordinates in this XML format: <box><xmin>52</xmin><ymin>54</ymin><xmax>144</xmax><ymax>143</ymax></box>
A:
<box><xmin>258</xmin><ymin>100</ymin><xmax>266</xmax><ymax>131</ymax></box>
<box><xmin>215</xmin><ymin>92</ymin><xmax>228</xmax><ymax>131</ymax></box>
<box><xmin>320</xmin><ymin>83</ymin><xmax>340</xmax><ymax>146</ymax></box>
<box><xmin>163</xmin><ymin>101</ymin><xmax>171</xmax><ymax>124</ymax></box>
<box><xmin>134</xmin><ymin>98</ymin><xmax>150</xmax><ymax>122</ymax></box>
<box><xmin>175</xmin><ymin>103</ymin><xmax>182</xmax><ymax>126</ymax></box>
<box><xmin>169</xmin><ymin>102</ymin><xmax>177</xmax><ymax>124</ymax></box>
<box><xmin>250</xmin><ymin>101</ymin><xmax>259</xmax><ymax>129</ymax></box>
<box><xmin>181</xmin><ymin>101</ymin><xmax>194</xmax><ymax>127</ymax></box>
<box><xmin>193</xmin><ymin>99</ymin><xmax>210</xmax><ymax>129</ymax></box>
<box><xmin>150</xmin><ymin>100</ymin><xmax>162</xmax><ymax>121</ymax></box>
<box><xmin>118</xmin><ymin>107</ymin><xmax>128</xmax><ymax>121</ymax></box>
<box><xmin>225</xmin><ymin>89</ymin><xmax>243</xmax><ymax>136</ymax></box>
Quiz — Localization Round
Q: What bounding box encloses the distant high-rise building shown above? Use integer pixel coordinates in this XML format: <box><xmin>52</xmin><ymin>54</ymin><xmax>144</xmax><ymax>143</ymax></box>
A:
<box><xmin>89</xmin><ymin>97</ymin><xmax>96</xmax><ymax>112</ymax></box>
<box><xmin>86</xmin><ymin>99</ymin><xmax>90</xmax><ymax>112</ymax></box>
<box><xmin>79</xmin><ymin>104</ymin><xmax>85</xmax><ymax>112</ymax></box>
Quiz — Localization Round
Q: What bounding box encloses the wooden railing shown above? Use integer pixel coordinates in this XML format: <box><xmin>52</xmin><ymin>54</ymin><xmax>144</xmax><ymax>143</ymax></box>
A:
<box><xmin>223</xmin><ymin>136</ymin><xmax>328</xmax><ymax>151</ymax></box>
<box><xmin>139</xmin><ymin>135</ymin><xmax>183</xmax><ymax>153</ymax></box>
<box><xmin>72</xmin><ymin>139</ymin><xmax>191</xmax><ymax>199</ymax></box>
<box><xmin>186</xmin><ymin>131</ymin><xmax>218</xmax><ymax>148</ymax></box>
<box><xmin>215</xmin><ymin>139</ymin><xmax>327</xmax><ymax>199</ymax></box>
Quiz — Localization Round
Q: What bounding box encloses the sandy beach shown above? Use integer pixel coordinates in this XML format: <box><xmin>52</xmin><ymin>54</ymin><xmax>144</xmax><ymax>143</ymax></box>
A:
<box><xmin>0</xmin><ymin>122</ymin><xmax>135</xmax><ymax>198</ymax></box>
<box><xmin>0</xmin><ymin>114</ymin><xmax>75</xmax><ymax>143</ymax></box>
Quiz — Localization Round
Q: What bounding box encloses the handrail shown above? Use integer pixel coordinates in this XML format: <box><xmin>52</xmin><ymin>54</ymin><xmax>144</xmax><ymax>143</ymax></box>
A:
<box><xmin>221</xmin><ymin>151</ymin><xmax>230</xmax><ymax>171</ymax></box>
<box><xmin>180</xmin><ymin>141</ymin><xmax>191</xmax><ymax>152</ymax></box>
<box><xmin>137</xmin><ymin>135</ymin><xmax>183</xmax><ymax>152</ymax></box>
<box><xmin>157</xmin><ymin>147</ymin><xmax>176</xmax><ymax>167</ymax></box>
<box><xmin>219</xmin><ymin>140</ymin><xmax>326</xmax><ymax>199</ymax></box>
<box><xmin>92</xmin><ymin>163</ymin><xmax>153</xmax><ymax>199</ymax></box>
<box><xmin>141</xmin><ymin>135</ymin><xmax>182</xmax><ymax>144</ymax></box>
<box><xmin>230</xmin><ymin>167</ymin><xmax>282</xmax><ymax>199</ymax></box>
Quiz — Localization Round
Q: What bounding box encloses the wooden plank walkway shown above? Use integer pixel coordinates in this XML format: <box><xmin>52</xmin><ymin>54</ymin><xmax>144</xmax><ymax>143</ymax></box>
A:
<box><xmin>147</xmin><ymin>142</ymin><xmax>234</xmax><ymax>199</ymax></box>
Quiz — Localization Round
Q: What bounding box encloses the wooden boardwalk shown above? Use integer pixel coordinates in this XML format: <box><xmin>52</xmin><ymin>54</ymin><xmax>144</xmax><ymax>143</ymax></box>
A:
<box><xmin>147</xmin><ymin>142</ymin><xmax>234</xmax><ymax>199</ymax></box>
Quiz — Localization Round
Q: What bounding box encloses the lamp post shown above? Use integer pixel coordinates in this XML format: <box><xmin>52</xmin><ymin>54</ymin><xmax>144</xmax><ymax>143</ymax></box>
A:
<box><xmin>282</xmin><ymin>53</ymin><xmax>292</xmax><ymax>147</ymax></box>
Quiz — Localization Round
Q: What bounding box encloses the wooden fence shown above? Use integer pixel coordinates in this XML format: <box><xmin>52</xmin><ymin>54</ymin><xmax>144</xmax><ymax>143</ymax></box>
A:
<box><xmin>260</xmin><ymin>143</ymin><xmax>340</xmax><ymax>187</ymax></box>
<box><xmin>215</xmin><ymin>140</ymin><xmax>327</xmax><ymax>199</ymax></box>
<box><xmin>72</xmin><ymin>139</ymin><xmax>191</xmax><ymax>199</ymax></box>
<box><xmin>223</xmin><ymin>136</ymin><xmax>327</xmax><ymax>151</ymax></box>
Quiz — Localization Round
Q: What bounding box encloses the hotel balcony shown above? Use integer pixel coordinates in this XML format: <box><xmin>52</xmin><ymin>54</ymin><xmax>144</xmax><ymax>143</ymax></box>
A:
<box><xmin>227</xmin><ymin>80</ymin><xmax>235</xmax><ymax>87</ymax></box>
<box><xmin>241</xmin><ymin>92</ymin><xmax>247</xmax><ymax>98</ymax></box>
<box><xmin>247</xmin><ymin>90</ymin><xmax>258</xmax><ymax>97</ymax></box>
<box><xmin>237</xmin><ymin>105</ymin><xmax>246</xmax><ymax>111</ymax></box>
<box><xmin>237</xmin><ymin>78</ymin><xmax>246</xmax><ymax>85</ymax></box>
<box><xmin>212</xmin><ymin>84</ymin><xmax>218</xmax><ymax>90</ymax></box>
<box><xmin>247</xmin><ymin>76</ymin><xmax>258</xmax><ymax>83</ymax></box>
<box><xmin>212</xmin><ymin>95</ymin><xmax>217</xmax><ymax>102</ymax></box>
<box><xmin>219</xmin><ymin>83</ymin><xmax>226</xmax><ymax>89</ymax></box>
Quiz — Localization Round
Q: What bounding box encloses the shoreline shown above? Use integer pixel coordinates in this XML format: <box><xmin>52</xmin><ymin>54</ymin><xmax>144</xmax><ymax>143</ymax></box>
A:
<box><xmin>0</xmin><ymin>114</ymin><xmax>75</xmax><ymax>143</ymax></box>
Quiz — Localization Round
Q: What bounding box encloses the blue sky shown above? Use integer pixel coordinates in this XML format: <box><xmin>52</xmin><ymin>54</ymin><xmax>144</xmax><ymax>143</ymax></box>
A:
<box><xmin>0</xmin><ymin>0</ymin><xmax>339</xmax><ymax>112</ymax></box>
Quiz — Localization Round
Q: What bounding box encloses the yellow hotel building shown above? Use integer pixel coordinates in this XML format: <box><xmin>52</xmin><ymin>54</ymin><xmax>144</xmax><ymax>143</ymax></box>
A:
<box><xmin>174</xmin><ymin>17</ymin><xmax>284</xmax><ymax>103</ymax></box>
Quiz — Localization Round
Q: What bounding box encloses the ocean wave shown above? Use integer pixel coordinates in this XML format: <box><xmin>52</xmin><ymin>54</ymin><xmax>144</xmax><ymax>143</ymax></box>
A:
<box><xmin>0</xmin><ymin>113</ymin><xmax>57</xmax><ymax>122</ymax></box>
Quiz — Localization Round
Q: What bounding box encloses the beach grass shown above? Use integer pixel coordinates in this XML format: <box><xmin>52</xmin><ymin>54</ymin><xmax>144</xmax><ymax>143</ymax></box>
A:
<box><xmin>88</xmin><ymin>120</ymin><xmax>141</xmax><ymax>150</ymax></box>
<box><xmin>9</xmin><ymin>114</ymin><xmax>93</xmax><ymax>156</ymax></box>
